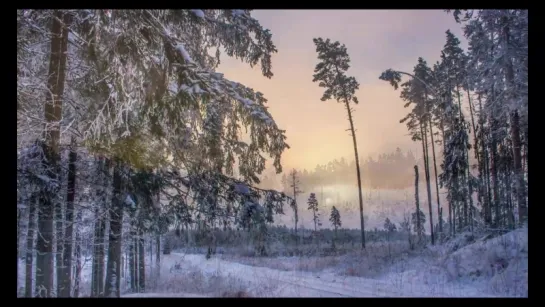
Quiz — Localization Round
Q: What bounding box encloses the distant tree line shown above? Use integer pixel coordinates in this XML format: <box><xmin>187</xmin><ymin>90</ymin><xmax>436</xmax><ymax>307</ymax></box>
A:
<box><xmin>275</xmin><ymin>148</ymin><xmax>419</xmax><ymax>191</ymax></box>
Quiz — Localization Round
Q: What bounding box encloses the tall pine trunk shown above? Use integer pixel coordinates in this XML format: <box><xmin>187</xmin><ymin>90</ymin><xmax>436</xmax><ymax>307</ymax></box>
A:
<box><xmin>420</xmin><ymin>121</ymin><xmax>434</xmax><ymax>245</ymax></box>
<box><xmin>156</xmin><ymin>235</ymin><xmax>161</xmax><ymax>280</ymax></box>
<box><xmin>344</xmin><ymin>101</ymin><xmax>366</xmax><ymax>249</ymax></box>
<box><xmin>105</xmin><ymin>159</ymin><xmax>124</xmax><ymax>297</ymax></box>
<box><xmin>138</xmin><ymin>230</ymin><xmax>146</xmax><ymax>292</ymax></box>
<box><xmin>25</xmin><ymin>195</ymin><xmax>37</xmax><ymax>297</ymax></box>
<box><xmin>414</xmin><ymin>165</ymin><xmax>422</xmax><ymax>243</ymax></box>
<box><xmin>36</xmin><ymin>11</ymin><xmax>70</xmax><ymax>297</ymax></box>
<box><xmin>291</xmin><ymin>176</ymin><xmax>299</xmax><ymax>247</ymax></box>
<box><xmin>428</xmin><ymin>117</ymin><xmax>442</xmax><ymax>236</ymax></box>
<box><xmin>478</xmin><ymin>97</ymin><xmax>492</xmax><ymax>227</ymax></box>
<box><xmin>509</xmin><ymin>111</ymin><xmax>527</xmax><ymax>225</ymax></box>
<box><xmin>73</xmin><ymin>207</ymin><xmax>82</xmax><ymax>297</ymax></box>
<box><xmin>55</xmin><ymin>188</ymin><xmax>64</xmax><ymax>297</ymax></box>
<box><xmin>490</xmin><ymin>125</ymin><xmax>501</xmax><ymax>228</ymax></box>
<box><xmin>129</xmin><ymin>222</ymin><xmax>137</xmax><ymax>292</ymax></box>
<box><xmin>59</xmin><ymin>139</ymin><xmax>77</xmax><ymax>297</ymax></box>
<box><xmin>440</xmin><ymin>125</ymin><xmax>454</xmax><ymax>236</ymax></box>
<box><xmin>91</xmin><ymin>158</ymin><xmax>107</xmax><ymax>297</ymax></box>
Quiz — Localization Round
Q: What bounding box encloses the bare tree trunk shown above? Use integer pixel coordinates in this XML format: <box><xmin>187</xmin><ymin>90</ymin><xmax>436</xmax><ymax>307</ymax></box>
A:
<box><xmin>312</xmin><ymin>209</ymin><xmax>317</xmax><ymax>232</ymax></box>
<box><xmin>414</xmin><ymin>165</ymin><xmax>422</xmax><ymax>243</ymax></box>
<box><xmin>129</xmin><ymin>236</ymin><xmax>136</xmax><ymax>292</ymax></box>
<box><xmin>344</xmin><ymin>101</ymin><xmax>366</xmax><ymax>249</ymax></box>
<box><xmin>105</xmin><ymin>159</ymin><xmax>124</xmax><ymax>297</ymax></box>
<box><xmin>59</xmin><ymin>140</ymin><xmax>77</xmax><ymax>297</ymax></box>
<box><xmin>55</xmin><ymin>191</ymin><xmax>64</xmax><ymax>297</ymax></box>
<box><xmin>25</xmin><ymin>195</ymin><xmax>37</xmax><ymax>297</ymax></box>
<box><xmin>509</xmin><ymin>111</ymin><xmax>527</xmax><ymax>226</ymax></box>
<box><xmin>428</xmin><ymin>118</ymin><xmax>442</xmax><ymax>236</ymax></box>
<box><xmin>420</xmin><ymin>121</ymin><xmax>434</xmax><ymax>245</ymax></box>
<box><xmin>468</xmin><ymin>91</ymin><xmax>482</xmax><ymax>226</ymax></box>
<box><xmin>73</xmin><ymin>207</ymin><xmax>82</xmax><ymax>298</ymax></box>
<box><xmin>478</xmin><ymin>97</ymin><xmax>492</xmax><ymax>227</ymax></box>
<box><xmin>17</xmin><ymin>198</ymin><xmax>23</xmax><ymax>294</ymax></box>
<box><xmin>289</xmin><ymin>170</ymin><xmax>301</xmax><ymax>248</ymax></box>
<box><xmin>490</xmin><ymin>128</ymin><xmax>501</xmax><ymax>229</ymax></box>
<box><xmin>440</xmin><ymin>125</ymin><xmax>454</xmax><ymax>236</ymax></box>
<box><xmin>138</xmin><ymin>230</ymin><xmax>146</xmax><ymax>292</ymax></box>
<box><xmin>156</xmin><ymin>235</ymin><xmax>161</xmax><ymax>279</ymax></box>
<box><xmin>91</xmin><ymin>158</ymin><xmax>106</xmax><ymax>297</ymax></box>
<box><xmin>36</xmin><ymin>10</ymin><xmax>70</xmax><ymax>298</ymax></box>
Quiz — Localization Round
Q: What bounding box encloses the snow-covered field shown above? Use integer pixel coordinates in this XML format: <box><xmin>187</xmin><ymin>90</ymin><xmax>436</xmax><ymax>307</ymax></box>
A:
<box><xmin>126</xmin><ymin>227</ymin><xmax>527</xmax><ymax>297</ymax></box>
<box><xmin>18</xmin><ymin>227</ymin><xmax>527</xmax><ymax>297</ymax></box>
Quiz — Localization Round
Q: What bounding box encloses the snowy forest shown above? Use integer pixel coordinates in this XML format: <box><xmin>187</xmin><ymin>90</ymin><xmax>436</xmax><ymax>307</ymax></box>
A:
<box><xmin>17</xmin><ymin>9</ymin><xmax>527</xmax><ymax>298</ymax></box>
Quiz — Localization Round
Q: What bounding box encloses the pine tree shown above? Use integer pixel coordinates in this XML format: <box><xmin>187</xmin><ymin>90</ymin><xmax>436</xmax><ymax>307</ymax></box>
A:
<box><xmin>312</xmin><ymin>37</ymin><xmax>366</xmax><ymax>249</ymax></box>
<box><xmin>379</xmin><ymin>57</ymin><xmax>436</xmax><ymax>244</ymax></box>
<box><xmin>329</xmin><ymin>206</ymin><xmax>341</xmax><ymax>248</ymax></box>
<box><xmin>383</xmin><ymin>218</ymin><xmax>397</xmax><ymax>241</ymax></box>
<box><xmin>307</xmin><ymin>193</ymin><xmax>320</xmax><ymax>232</ymax></box>
<box><xmin>287</xmin><ymin>169</ymin><xmax>303</xmax><ymax>245</ymax></box>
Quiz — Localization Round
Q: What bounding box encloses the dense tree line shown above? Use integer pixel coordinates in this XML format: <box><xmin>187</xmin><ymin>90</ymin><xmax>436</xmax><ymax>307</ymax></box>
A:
<box><xmin>379</xmin><ymin>9</ymin><xmax>528</xmax><ymax>242</ymax></box>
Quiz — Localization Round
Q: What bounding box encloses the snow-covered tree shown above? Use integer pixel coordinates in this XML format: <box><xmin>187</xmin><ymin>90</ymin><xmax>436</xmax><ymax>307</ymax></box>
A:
<box><xmin>17</xmin><ymin>9</ymin><xmax>293</xmax><ymax>297</ymax></box>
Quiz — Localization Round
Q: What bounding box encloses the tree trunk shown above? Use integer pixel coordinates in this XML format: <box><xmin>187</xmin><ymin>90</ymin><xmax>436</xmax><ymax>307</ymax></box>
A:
<box><xmin>91</xmin><ymin>158</ymin><xmax>106</xmax><ymax>297</ymax></box>
<box><xmin>414</xmin><ymin>165</ymin><xmax>422</xmax><ymax>243</ymax></box>
<box><xmin>59</xmin><ymin>140</ymin><xmax>77</xmax><ymax>297</ymax></box>
<box><xmin>428</xmin><ymin>117</ymin><xmax>442</xmax><ymax>236</ymax></box>
<box><xmin>440</xmin><ymin>125</ymin><xmax>454</xmax><ymax>236</ymax></box>
<box><xmin>36</xmin><ymin>10</ymin><xmax>70</xmax><ymax>298</ymax></box>
<box><xmin>468</xmin><ymin>91</ymin><xmax>482</xmax><ymax>225</ymax></box>
<box><xmin>312</xmin><ymin>210</ymin><xmax>317</xmax><ymax>232</ymax></box>
<box><xmin>55</xmin><ymin>190</ymin><xmax>64</xmax><ymax>297</ymax></box>
<box><xmin>291</xmin><ymin>178</ymin><xmax>299</xmax><ymax>247</ymax></box>
<box><xmin>156</xmin><ymin>235</ymin><xmax>161</xmax><ymax>279</ymax></box>
<box><xmin>25</xmin><ymin>195</ymin><xmax>37</xmax><ymax>297</ymax></box>
<box><xmin>467</xmin><ymin>90</ymin><xmax>480</xmax><ymax>168</ymax></box>
<box><xmin>478</xmin><ymin>97</ymin><xmax>492</xmax><ymax>227</ymax></box>
<box><xmin>490</xmin><ymin>127</ymin><xmax>501</xmax><ymax>228</ymax></box>
<box><xmin>104</xmin><ymin>159</ymin><xmax>124</xmax><ymax>297</ymax></box>
<box><xmin>420</xmin><ymin>121</ymin><xmax>434</xmax><ymax>245</ymax></box>
<box><xmin>129</xmin><ymin>235</ymin><xmax>136</xmax><ymax>292</ymax></box>
<box><xmin>73</xmin><ymin>207</ymin><xmax>82</xmax><ymax>298</ymax></box>
<box><xmin>509</xmin><ymin>111</ymin><xmax>527</xmax><ymax>226</ymax></box>
<box><xmin>138</xmin><ymin>230</ymin><xmax>146</xmax><ymax>292</ymax></box>
<box><xmin>344</xmin><ymin>101</ymin><xmax>366</xmax><ymax>249</ymax></box>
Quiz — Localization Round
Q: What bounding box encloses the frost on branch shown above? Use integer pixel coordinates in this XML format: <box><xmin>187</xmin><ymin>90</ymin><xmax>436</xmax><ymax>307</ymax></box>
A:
<box><xmin>63</xmin><ymin>10</ymin><xmax>287</xmax><ymax>182</ymax></box>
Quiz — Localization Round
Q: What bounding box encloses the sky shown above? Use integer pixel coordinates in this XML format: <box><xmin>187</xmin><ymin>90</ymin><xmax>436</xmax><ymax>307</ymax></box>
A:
<box><xmin>218</xmin><ymin>10</ymin><xmax>466</xmax><ymax>171</ymax></box>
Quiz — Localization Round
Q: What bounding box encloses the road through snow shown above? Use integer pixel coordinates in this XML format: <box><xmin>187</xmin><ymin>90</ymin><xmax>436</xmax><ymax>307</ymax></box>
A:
<box><xmin>174</xmin><ymin>253</ymin><xmax>493</xmax><ymax>297</ymax></box>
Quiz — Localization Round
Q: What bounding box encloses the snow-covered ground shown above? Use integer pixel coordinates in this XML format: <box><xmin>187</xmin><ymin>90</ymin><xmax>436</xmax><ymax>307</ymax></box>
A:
<box><xmin>17</xmin><ymin>227</ymin><xmax>527</xmax><ymax>297</ymax></box>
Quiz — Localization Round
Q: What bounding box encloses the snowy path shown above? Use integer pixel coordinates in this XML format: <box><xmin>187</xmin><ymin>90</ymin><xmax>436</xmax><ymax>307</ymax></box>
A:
<box><xmin>175</xmin><ymin>253</ymin><xmax>493</xmax><ymax>297</ymax></box>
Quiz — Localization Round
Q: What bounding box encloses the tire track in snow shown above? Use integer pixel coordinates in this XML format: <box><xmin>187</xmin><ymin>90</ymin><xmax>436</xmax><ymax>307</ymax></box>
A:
<box><xmin>176</xmin><ymin>253</ymin><xmax>406</xmax><ymax>297</ymax></box>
